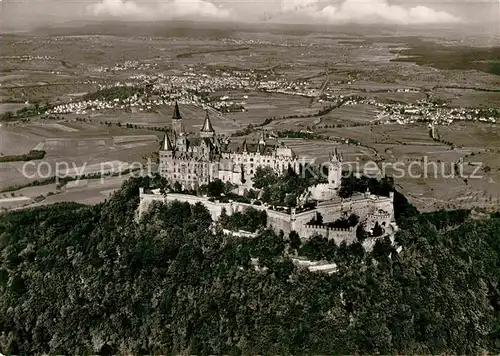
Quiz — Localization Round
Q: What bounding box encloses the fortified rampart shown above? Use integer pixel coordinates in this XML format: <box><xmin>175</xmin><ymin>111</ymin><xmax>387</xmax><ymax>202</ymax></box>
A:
<box><xmin>138</xmin><ymin>188</ymin><xmax>393</xmax><ymax>244</ymax></box>
<box><xmin>298</xmin><ymin>224</ymin><xmax>356</xmax><ymax>245</ymax></box>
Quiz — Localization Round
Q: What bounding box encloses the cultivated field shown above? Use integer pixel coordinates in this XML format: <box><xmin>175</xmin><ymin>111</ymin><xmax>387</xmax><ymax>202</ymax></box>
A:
<box><xmin>1</xmin><ymin>27</ymin><xmax>498</xmax><ymax>213</ymax></box>
<box><xmin>317</xmin><ymin>103</ymin><xmax>380</xmax><ymax>127</ymax></box>
<box><xmin>0</xmin><ymin>120</ymin><xmax>159</xmax><ymax>190</ymax></box>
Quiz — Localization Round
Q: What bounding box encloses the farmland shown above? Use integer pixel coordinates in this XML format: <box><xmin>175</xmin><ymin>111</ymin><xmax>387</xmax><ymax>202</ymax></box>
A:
<box><xmin>0</xmin><ymin>23</ymin><xmax>498</xmax><ymax>212</ymax></box>
<box><xmin>0</xmin><ymin>120</ymin><xmax>159</xmax><ymax>191</ymax></box>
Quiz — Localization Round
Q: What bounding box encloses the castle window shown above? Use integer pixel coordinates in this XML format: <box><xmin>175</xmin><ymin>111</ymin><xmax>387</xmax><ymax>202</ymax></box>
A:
<box><xmin>250</xmin><ymin>158</ymin><xmax>254</xmax><ymax>162</ymax></box>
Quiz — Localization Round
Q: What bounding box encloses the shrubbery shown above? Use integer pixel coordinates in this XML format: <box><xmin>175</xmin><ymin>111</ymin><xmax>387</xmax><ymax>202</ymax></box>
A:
<box><xmin>0</xmin><ymin>150</ymin><xmax>46</xmax><ymax>163</ymax></box>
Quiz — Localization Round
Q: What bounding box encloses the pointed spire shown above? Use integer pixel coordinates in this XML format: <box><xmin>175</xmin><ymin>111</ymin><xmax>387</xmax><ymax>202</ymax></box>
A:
<box><xmin>201</xmin><ymin>110</ymin><xmax>215</xmax><ymax>133</ymax></box>
<box><xmin>172</xmin><ymin>101</ymin><xmax>182</xmax><ymax>121</ymax></box>
<box><xmin>258</xmin><ymin>130</ymin><xmax>266</xmax><ymax>146</ymax></box>
<box><xmin>331</xmin><ymin>147</ymin><xmax>342</xmax><ymax>162</ymax></box>
<box><xmin>242</xmin><ymin>139</ymin><xmax>248</xmax><ymax>153</ymax></box>
<box><xmin>162</xmin><ymin>133</ymin><xmax>174</xmax><ymax>151</ymax></box>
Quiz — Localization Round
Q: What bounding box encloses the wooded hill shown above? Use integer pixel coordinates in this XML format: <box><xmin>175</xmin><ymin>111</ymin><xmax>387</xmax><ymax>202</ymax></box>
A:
<box><xmin>1</xmin><ymin>177</ymin><xmax>500</xmax><ymax>354</ymax></box>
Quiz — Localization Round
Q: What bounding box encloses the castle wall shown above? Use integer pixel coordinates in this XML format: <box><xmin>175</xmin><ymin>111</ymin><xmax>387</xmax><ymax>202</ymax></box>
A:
<box><xmin>365</xmin><ymin>213</ymin><xmax>392</xmax><ymax>230</ymax></box>
<box><xmin>139</xmin><ymin>188</ymin><xmax>295</xmax><ymax>234</ymax></box>
<box><xmin>292</xmin><ymin>209</ymin><xmax>318</xmax><ymax>230</ymax></box>
<box><xmin>266</xmin><ymin>209</ymin><xmax>293</xmax><ymax>235</ymax></box>
<box><xmin>316</xmin><ymin>193</ymin><xmax>394</xmax><ymax>223</ymax></box>
<box><xmin>138</xmin><ymin>189</ymin><xmax>394</xmax><ymax>245</ymax></box>
<box><xmin>315</xmin><ymin>202</ymin><xmax>344</xmax><ymax>223</ymax></box>
<box><xmin>295</xmin><ymin>224</ymin><xmax>356</xmax><ymax>245</ymax></box>
<box><xmin>308</xmin><ymin>184</ymin><xmax>338</xmax><ymax>202</ymax></box>
<box><xmin>138</xmin><ymin>189</ymin><xmax>167</xmax><ymax>217</ymax></box>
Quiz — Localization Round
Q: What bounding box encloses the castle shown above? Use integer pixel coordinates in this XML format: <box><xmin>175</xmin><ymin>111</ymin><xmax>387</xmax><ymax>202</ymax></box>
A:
<box><xmin>159</xmin><ymin>102</ymin><xmax>342</xmax><ymax>191</ymax></box>
<box><xmin>140</xmin><ymin>103</ymin><xmax>397</xmax><ymax>243</ymax></box>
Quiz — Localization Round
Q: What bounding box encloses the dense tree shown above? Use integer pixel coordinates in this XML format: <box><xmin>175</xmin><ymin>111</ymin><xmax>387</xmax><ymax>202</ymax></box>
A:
<box><xmin>220</xmin><ymin>207</ymin><xmax>267</xmax><ymax>233</ymax></box>
<box><xmin>252</xmin><ymin>166</ymin><xmax>279</xmax><ymax>189</ymax></box>
<box><xmin>1</xmin><ymin>178</ymin><xmax>500</xmax><ymax>354</ymax></box>
<box><xmin>254</xmin><ymin>166</ymin><xmax>326</xmax><ymax>207</ymax></box>
<box><xmin>289</xmin><ymin>231</ymin><xmax>302</xmax><ymax>250</ymax></box>
<box><xmin>372</xmin><ymin>221</ymin><xmax>384</xmax><ymax>237</ymax></box>
<box><xmin>205</xmin><ymin>179</ymin><xmax>225</xmax><ymax>197</ymax></box>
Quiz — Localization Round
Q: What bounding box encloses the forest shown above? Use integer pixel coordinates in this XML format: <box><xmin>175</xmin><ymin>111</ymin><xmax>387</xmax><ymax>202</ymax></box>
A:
<box><xmin>1</xmin><ymin>177</ymin><xmax>500</xmax><ymax>354</ymax></box>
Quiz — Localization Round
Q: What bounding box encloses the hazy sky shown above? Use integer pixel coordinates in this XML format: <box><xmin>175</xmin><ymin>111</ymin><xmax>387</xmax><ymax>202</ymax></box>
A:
<box><xmin>1</xmin><ymin>0</ymin><xmax>499</xmax><ymax>30</ymax></box>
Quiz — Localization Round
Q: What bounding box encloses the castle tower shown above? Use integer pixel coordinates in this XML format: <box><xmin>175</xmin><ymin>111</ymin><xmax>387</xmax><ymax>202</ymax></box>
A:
<box><xmin>161</xmin><ymin>133</ymin><xmax>174</xmax><ymax>157</ymax></box>
<box><xmin>159</xmin><ymin>133</ymin><xmax>174</xmax><ymax>177</ymax></box>
<box><xmin>257</xmin><ymin>131</ymin><xmax>266</xmax><ymax>154</ymax></box>
<box><xmin>328</xmin><ymin>148</ymin><xmax>343</xmax><ymax>190</ymax></box>
<box><xmin>171</xmin><ymin>101</ymin><xmax>184</xmax><ymax>135</ymax></box>
<box><xmin>258</xmin><ymin>131</ymin><xmax>266</xmax><ymax>146</ymax></box>
<box><xmin>200</xmin><ymin>110</ymin><xmax>215</xmax><ymax>138</ymax></box>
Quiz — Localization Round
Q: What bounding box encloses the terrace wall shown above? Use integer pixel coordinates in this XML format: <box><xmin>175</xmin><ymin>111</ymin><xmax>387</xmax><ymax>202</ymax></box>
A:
<box><xmin>138</xmin><ymin>188</ymin><xmax>296</xmax><ymax>234</ymax></box>
<box><xmin>297</xmin><ymin>224</ymin><xmax>356</xmax><ymax>245</ymax></box>
<box><xmin>138</xmin><ymin>189</ymin><xmax>391</xmax><ymax>245</ymax></box>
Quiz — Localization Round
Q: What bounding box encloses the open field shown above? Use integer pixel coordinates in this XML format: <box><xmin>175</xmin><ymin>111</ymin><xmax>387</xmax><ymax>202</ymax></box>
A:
<box><xmin>214</xmin><ymin>91</ymin><xmax>320</xmax><ymax>128</ymax></box>
<box><xmin>0</xmin><ymin>103</ymin><xmax>27</xmax><ymax>114</ymax></box>
<box><xmin>0</xmin><ymin>175</ymin><xmax>132</xmax><ymax>211</ymax></box>
<box><xmin>438</xmin><ymin>122</ymin><xmax>500</xmax><ymax>149</ymax></box>
<box><xmin>281</xmin><ymin>139</ymin><xmax>377</xmax><ymax>164</ymax></box>
<box><xmin>161</xmin><ymin>103</ymin><xmax>242</xmax><ymax>134</ymax></box>
<box><xmin>316</xmin><ymin>103</ymin><xmax>380</xmax><ymax>127</ymax></box>
<box><xmin>280</xmin><ymin>121</ymin><xmax>500</xmax><ymax>211</ymax></box>
<box><xmin>0</xmin><ymin>120</ymin><xmax>159</xmax><ymax>190</ymax></box>
<box><xmin>317</xmin><ymin>123</ymin><xmax>437</xmax><ymax>147</ymax></box>
<box><xmin>35</xmin><ymin>175</ymin><xmax>131</xmax><ymax>206</ymax></box>
<box><xmin>365</xmin><ymin>91</ymin><xmax>427</xmax><ymax>104</ymax></box>
<box><xmin>1</xmin><ymin>26</ymin><xmax>498</xmax><ymax>213</ymax></box>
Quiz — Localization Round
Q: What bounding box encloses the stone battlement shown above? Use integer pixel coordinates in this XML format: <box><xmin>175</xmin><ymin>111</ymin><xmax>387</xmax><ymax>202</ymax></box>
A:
<box><xmin>304</xmin><ymin>224</ymin><xmax>353</xmax><ymax>233</ymax></box>
<box><xmin>138</xmin><ymin>186</ymin><xmax>394</xmax><ymax>245</ymax></box>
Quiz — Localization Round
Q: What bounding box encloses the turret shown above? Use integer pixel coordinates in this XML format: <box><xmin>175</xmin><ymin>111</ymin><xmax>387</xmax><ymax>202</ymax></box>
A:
<box><xmin>161</xmin><ymin>133</ymin><xmax>174</xmax><ymax>153</ymax></box>
<box><xmin>328</xmin><ymin>148</ymin><xmax>343</xmax><ymax>190</ymax></box>
<box><xmin>171</xmin><ymin>101</ymin><xmax>184</xmax><ymax>135</ymax></box>
<box><xmin>258</xmin><ymin>131</ymin><xmax>266</xmax><ymax>146</ymax></box>
<box><xmin>330</xmin><ymin>147</ymin><xmax>343</xmax><ymax>163</ymax></box>
<box><xmin>257</xmin><ymin>131</ymin><xmax>266</xmax><ymax>153</ymax></box>
<box><xmin>172</xmin><ymin>101</ymin><xmax>182</xmax><ymax>120</ymax></box>
<box><xmin>200</xmin><ymin>110</ymin><xmax>215</xmax><ymax>138</ymax></box>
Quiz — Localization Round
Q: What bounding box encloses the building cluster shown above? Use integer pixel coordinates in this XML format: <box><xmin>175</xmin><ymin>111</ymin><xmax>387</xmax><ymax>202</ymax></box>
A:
<box><xmin>45</xmin><ymin>67</ymin><xmax>322</xmax><ymax>115</ymax></box>
<box><xmin>158</xmin><ymin>102</ymin><xmax>318</xmax><ymax>188</ymax></box>
<box><xmin>47</xmin><ymin>94</ymin><xmax>156</xmax><ymax>115</ymax></box>
<box><xmin>1</xmin><ymin>55</ymin><xmax>55</xmax><ymax>61</ymax></box>
<box><xmin>92</xmin><ymin>60</ymin><xmax>158</xmax><ymax>73</ymax></box>
<box><xmin>140</xmin><ymin>103</ymin><xmax>397</xmax><ymax>244</ymax></box>
<box><xmin>376</xmin><ymin>101</ymin><xmax>498</xmax><ymax>125</ymax></box>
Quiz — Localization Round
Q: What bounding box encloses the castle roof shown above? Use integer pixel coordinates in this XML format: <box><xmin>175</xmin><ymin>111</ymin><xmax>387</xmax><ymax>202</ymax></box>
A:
<box><xmin>330</xmin><ymin>147</ymin><xmax>342</xmax><ymax>162</ymax></box>
<box><xmin>258</xmin><ymin>131</ymin><xmax>266</xmax><ymax>145</ymax></box>
<box><xmin>201</xmin><ymin>110</ymin><xmax>215</xmax><ymax>133</ymax></box>
<box><xmin>172</xmin><ymin>101</ymin><xmax>182</xmax><ymax>121</ymax></box>
<box><xmin>162</xmin><ymin>133</ymin><xmax>174</xmax><ymax>151</ymax></box>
